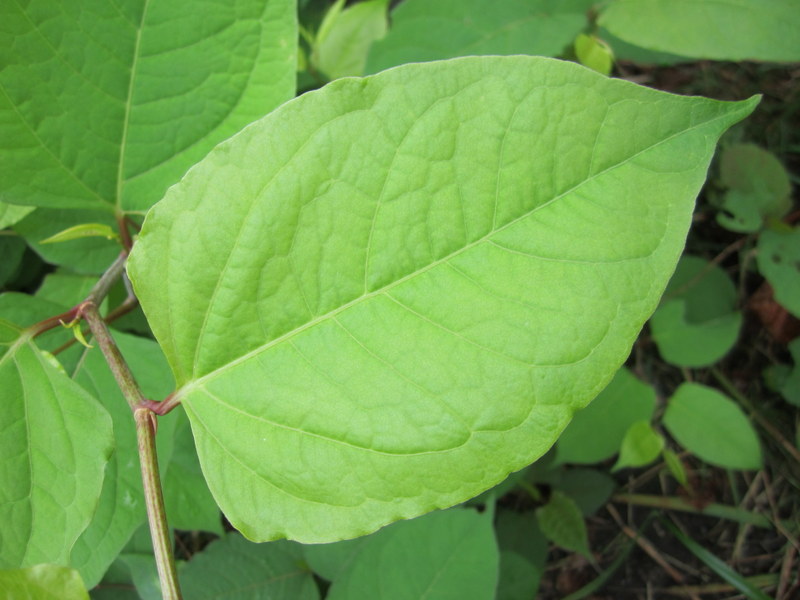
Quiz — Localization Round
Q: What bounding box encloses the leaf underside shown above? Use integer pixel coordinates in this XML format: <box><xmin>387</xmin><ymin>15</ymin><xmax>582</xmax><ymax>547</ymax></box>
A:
<box><xmin>0</xmin><ymin>338</ymin><xmax>113</xmax><ymax>568</ymax></box>
<box><xmin>128</xmin><ymin>56</ymin><xmax>757</xmax><ymax>542</ymax></box>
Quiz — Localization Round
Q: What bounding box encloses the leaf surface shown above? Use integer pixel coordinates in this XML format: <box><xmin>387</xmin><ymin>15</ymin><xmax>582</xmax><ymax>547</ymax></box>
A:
<box><xmin>0</xmin><ymin>337</ymin><xmax>113</xmax><ymax>568</ymax></box>
<box><xmin>366</xmin><ymin>0</ymin><xmax>594</xmax><ymax>73</ymax></box>
<box><xmin>663</xmin><ymin>383</ymin><xmax>762</xmax><ymax>470</ymax></box>
<box><xmin>128</xmin><ymin>56</ymin><xmax>757</xmax><ymax>542</ymax></box>
<box><xmin>556</xmin><ymin>367</ymin><xmax>655</xmax><ymax>464</ymax></box>
<box><xmin>322</xmin><ymin>508</ymin><xmax>498</xmax><ymax>600</ymax></box>
<box><xmin>535</xmin><ymin>491</ymin><xmax>590</xmax><ymax>558</ymax></box>
<box><xmin>0</xmin><ymin>0</ymin><xmax>297</xmax><ymax>212</ymax></box>
<box><xmin>0</xmin><ymin>564</ymin><xmax>89</xmax><ymax>600</ymax></box>
<box><xmin>179</xmin><ymin>534</ymin><xmax>318</xmax><ymax>600</ymax></box>
<box><xmin>599</xmin><ymin>0</ymin><xmax>800</xmax><ymax>62</ymax></box>
<box><xmin>650</xmin><ymin>255</ymin><xmax>742</xmax><ymax>367</ymax></box>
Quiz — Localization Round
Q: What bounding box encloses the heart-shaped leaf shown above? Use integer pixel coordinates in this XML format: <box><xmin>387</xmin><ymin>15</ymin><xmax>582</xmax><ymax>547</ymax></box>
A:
<box><xmin>0</xmin><ymin>0</ymin><xmax>297</xmax><ymax>213</ymax></box>
<box><xmin>128</xmin><ymin>56</ymin><xmax>757</xmax><ymax>542</ymax></box>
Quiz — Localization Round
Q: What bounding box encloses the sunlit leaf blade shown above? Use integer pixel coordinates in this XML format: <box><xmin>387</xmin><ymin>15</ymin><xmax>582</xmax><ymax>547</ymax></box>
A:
<box><xmin>598</xmin><ymin>0</ymin><xmax>800</xmax><ymax>62</ymax></box>
<box><xmin>0</xmin><ymin>0</ymin><xmax>297</xmax><ymax>213</ymax></box>
<box><xmin>612</xmin><ymin>421</ymin><xmax>664</xmax><ymax>471</ymax></box>
<box><xmin>14</xmin><ymin>208</ymin><xmax>121</xmax><ymax>275</ymax></box>
<box><xmin>366</xmin><ymin>0</ymin><xmax>594</xmax><ymax>74</ymax></box>
<box><xmin>0</xmin><ymin>564</ymin><xmax>89</xmax><ymax>600</ymax></box>
<box><xmin>68</xmin><ymin>332</ymin><xmax>175</xmax><ymax>588</ymax></box>
<box><xmin>179</xmin><ymin>534</ymin><xmax>318</xmax><ymax>600</ymax></box>
<box><xmin>128</xmin><ymin>56</ymin><xmax>757</xmax><ymax>542</ymax></box>
<box><xmin>312</xmin><ymin>0</ymin><xmax>389</xmax><ymax>80</ymax></box>
<box><xmin>0</xmin><ymin>337</ymin><xmax>113</xmax><ymax>568</ymax></box>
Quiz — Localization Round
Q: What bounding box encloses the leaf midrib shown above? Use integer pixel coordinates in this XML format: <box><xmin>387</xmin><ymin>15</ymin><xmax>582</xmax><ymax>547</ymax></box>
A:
<box><xmin>177</xmin><ymin>102</ymin><xmax>745</xmax><ymax>398</ymax></box>
<box><xmin>116</xmin><ymin>0</ymin><xmax>150</xmax><ymax>212</ymax></box>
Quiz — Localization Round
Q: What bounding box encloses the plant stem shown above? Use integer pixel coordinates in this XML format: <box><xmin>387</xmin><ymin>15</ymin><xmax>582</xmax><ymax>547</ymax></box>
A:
<box><xmin>614</xmin><ymin>493</ymin><xmax>772</xmax><ymax>528</ymax></box>
<box><xmin>29</xmin><ymin>251</ymin><xmax>129</xmax><ymax>338</ymax></box>
<box><xmin>136</xmin><ymin>407</ymin><xmax>183</xmax><ymax>600</ymax></box>
<box><xmin>80</xmin><ymin>302</ymin><xmax>145</xmax><ymax>411</ymax></box>
<box><xmin>76</xmin><ymin>252</ymin><xmax>183</xmax><ymax>599</ymax></box>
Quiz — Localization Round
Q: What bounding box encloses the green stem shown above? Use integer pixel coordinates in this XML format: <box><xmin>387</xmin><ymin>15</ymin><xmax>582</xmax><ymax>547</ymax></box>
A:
<box><xmin>76</xmin><ymin>254</ymin><xmax>183</xmax><ymax>599</ymax></box>
<box><xmin>135</xmin><ymin>408</ymin><xmax>182</xmax><ymax>600</ymax></box>
<box><xmin>614</xmin><ymin>493</ymin><xmax>772</xmax><ymax>528</ymax></box>
<box><xmin>80</xmin><ymin>302</ymin><xmax>144</xmax><ymax>411</ymax></box>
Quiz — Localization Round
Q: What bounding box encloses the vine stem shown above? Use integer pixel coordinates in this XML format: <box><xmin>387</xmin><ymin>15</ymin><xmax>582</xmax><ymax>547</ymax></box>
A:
<box><xmin>75</xmin><ymin>254</ymin><xmax>183</xmax><ymax>600</ymax></box>
<box><xmin>135</xmin><ymin>408</ymin><xmax>183</xmax><ymax>600</ymax></box>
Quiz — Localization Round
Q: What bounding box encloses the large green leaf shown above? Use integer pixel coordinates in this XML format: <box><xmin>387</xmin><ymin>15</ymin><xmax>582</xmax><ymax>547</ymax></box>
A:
<box><xmin>0</xmin><ymin>335</ymin><xmax>113</xmax><ymax>568</ymax></box>
<box><xmin>128</xmin><ymin>56</ymin><xmax>757</xmax><ymax>542</ymax></box>
<box><xmin>598</xmin><ymin>0</ymin><xmax>800</xmax><ymax>62</ymax></box>
<box><xmin>0</xmin><ymin>0</ymin><xmax>296</xmax><ymax>213</ymax></box>
<box><xmin>365</xmin><ymin>0</ymin><xmax>594</xmax><ymax>73</ymax></box>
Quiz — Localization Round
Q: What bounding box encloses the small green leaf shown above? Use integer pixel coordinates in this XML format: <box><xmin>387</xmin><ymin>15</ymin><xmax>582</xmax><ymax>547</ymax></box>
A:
<box><xmin>14</xmin><ymin>209</ymin><xmax>120</xmax><ymax>275</ymax></box>
<box><xmin>40</xmin><ymin>223</ymin><xmax>119</xmax><ymax>245</ymax></box>
<box><xmin>650</xmin><ymin>255</ymin><xmax>742</xmax><ymax>367</ymax></box>
<box><xmin>313</xmin><ymin>0</ymin><xmax>388</xmax><ymax>79</ymax></box>
<box><xmin>574</xmin><ymin>34</ymin><xmax>614</xmax><ymax>75</ymax></box>
<box><xmin>0</xmin><ymin>338</ymin><xmax>113</xmax><ymax>568</ymax></box>
<box><xmin>0</xmin><ymin>564</ymin><xmax>89</xmax><ymax>600</ymax></box>
<box><xmin>717</xmin><ymin>144</ymin><xmax>792</xmax><ymax>233</ymax></box>
<box><xmin>663</xmin><ymin>383</ymin><xmax>762</xmax><ymax>470</ymax></box>
<box><xmin>128</xmin><ymin>56</ymin><xmax>757</xmax><ymax>542</ymax></box>
<box><xmin>612</xmin><ymin>421</ymin><xmax>664</xmax><ymax>471</ymax></box>
<box><xmin>536</xmin><ymin>491</ymin><xmax>591</xmax><ymax>559</ymax></box>
<box><xmin>599</xmin><ymin>0</ymin><xmax>800</xmax><ymax>62</ymax></box>
<box><xmin>366</xmin><ymin>0</ymin><xmax>596</xmax><ymax>73</ymax></box>
<box><xmin>179</xmin><ymin>534</ymin><xmax>318</xmax><ymax>600</ymax></box>
<box><xmin>662</xmin><ymin>449</ymin><xmax>689</xmax><ymax>488</ymax></box>
<box><xmin>322</xmin><ymin>508</ymin><xmax>499</xmax><ymax>600</ymax></box>
<box><xmin>757</xmin><ymin>227</ymin><xmax>800</xmax><ymax>318</ymax></box>
<box><xmin>556</xmin><ymin>368</ymin><xmax>656</xmax><ymax>464</ymax></box>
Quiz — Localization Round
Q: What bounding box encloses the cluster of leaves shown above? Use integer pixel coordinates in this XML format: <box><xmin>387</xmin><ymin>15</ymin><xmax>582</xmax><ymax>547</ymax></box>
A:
<box><xmin>1</xmin><ymin>0</ymin><xmax>798</xmax><ymax>598</ymax></box>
